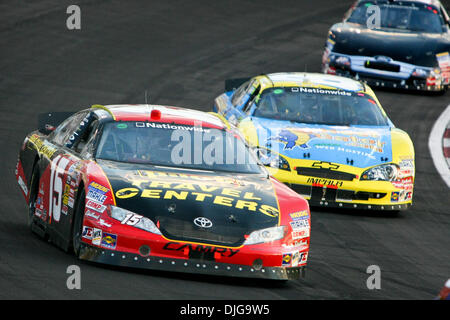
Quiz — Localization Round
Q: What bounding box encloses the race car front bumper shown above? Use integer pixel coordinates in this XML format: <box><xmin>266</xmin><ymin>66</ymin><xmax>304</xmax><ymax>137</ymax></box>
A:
<box><xmin>323</xmin><ymin>52</ymin><xmax>448</xmax><ymax>92</ymax></box>
<box><xmin>333</xmin><ymin>69</ymin><xmax>446</xmax><ymax>92</ymax></box>
<box><xmin>79</xmin><ymin>243</ymin><xmax>306</xmax><ymax>280</ymax></box>
<box><xmin>288</xmin><ymin>183</ymin><xmax>411</xmax><ymax>211</ymax></box>
<box><xmin>267</xmin><ymin>165</ymin><xmax>414</xmax><ymax>211</ymax></box>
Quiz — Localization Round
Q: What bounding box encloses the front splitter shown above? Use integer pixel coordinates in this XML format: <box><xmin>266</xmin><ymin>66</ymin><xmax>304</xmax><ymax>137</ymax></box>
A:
<box><xmin>79</xmin><ymin>244</ymin><xmax>306</xmax><ymax>280</ymax></box>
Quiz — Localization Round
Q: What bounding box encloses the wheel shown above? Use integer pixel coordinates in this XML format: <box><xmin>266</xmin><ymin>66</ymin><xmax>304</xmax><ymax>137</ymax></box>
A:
<box><xmin>71</xmin><ymin>188</ymin><xmax>86</xmax><ymax>257</ymax></box>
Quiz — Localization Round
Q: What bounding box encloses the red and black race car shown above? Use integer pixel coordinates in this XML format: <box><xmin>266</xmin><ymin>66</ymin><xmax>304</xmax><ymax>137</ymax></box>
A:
<box><xmin>15</xmin><ymin>104</ymin><xmax>310</xmax><ymax>280</ymax></box>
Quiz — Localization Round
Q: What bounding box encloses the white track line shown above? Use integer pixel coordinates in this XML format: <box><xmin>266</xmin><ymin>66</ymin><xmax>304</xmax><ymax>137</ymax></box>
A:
<box><xmin>428</xmin><ymin>103</ymin><xmax>450</xmax><ymax>188</ymax></box>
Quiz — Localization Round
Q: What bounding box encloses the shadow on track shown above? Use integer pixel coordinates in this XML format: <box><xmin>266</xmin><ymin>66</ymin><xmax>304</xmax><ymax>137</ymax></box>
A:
<box><xmin>78</xmin><ymin>259</ymin><xmax>292</xmax><ymax>289</ymax></box>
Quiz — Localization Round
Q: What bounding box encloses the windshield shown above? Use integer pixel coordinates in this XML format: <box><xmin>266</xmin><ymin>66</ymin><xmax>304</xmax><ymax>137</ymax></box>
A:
<box><xmin>96</xmin><ymin>121</ymin><xmax>262</xmax><ymax>174</ymax></box>
<box><xmin>347</xmin><ymin>1</ymin><xmax>445</xmax><ymax>33</ymax></box>
<box><xmin>252</xmin><ymin>87</ymin><xmax>389</xmax><ymax>126</ymax></box>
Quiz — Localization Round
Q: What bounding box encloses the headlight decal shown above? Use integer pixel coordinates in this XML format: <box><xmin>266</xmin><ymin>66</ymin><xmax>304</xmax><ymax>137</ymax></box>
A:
<box><xmin>360</xmin><ymin>163</ymin><xmax>399</xmax><ymax>181</ymax></box>
<box><xmin>255</xmin><ymin>147</ymin><xmax>290</xmax><ymax>171</ymax></box>
<box><xmin>109</xmin><ymin>205</ymin><xmax>161</xmax><ymax>235</ymax></box>
<box><xmin>243</xmin><ymin>226</ymin><xmax>286</xmax><ymax>245</ymax></box>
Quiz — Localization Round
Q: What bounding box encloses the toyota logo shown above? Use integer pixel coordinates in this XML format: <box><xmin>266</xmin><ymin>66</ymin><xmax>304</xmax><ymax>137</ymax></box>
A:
<box><xmin>194</xmin><ymin>217</ymin><xmax>213</xmax><ymax>228</ymax></box>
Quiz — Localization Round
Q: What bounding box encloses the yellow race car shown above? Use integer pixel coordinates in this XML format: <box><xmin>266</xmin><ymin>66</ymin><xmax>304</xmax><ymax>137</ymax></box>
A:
<box><xmin>213</xmin><ymin>72</ymin><xmax>415</xmax><ymax>211</ymax></box>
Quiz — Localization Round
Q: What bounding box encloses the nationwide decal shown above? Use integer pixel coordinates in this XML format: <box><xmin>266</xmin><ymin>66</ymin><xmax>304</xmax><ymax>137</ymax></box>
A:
<box><xmin>297</xmin><ymin>87</ymin><xmax>352</xmax><ymax>96</ymax></box>
<box><xmin>163</xmin><ymin>242</ymin><xmax>239</xmax><ymax>257</ymax></box>
<box><xmin>135</xmin><ymin>122</ymin><xmax>211</xmax><ymax>133</ymax></box>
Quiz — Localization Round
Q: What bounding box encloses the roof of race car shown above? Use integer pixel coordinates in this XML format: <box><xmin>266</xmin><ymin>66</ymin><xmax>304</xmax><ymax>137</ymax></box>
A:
<box><xmin>90</xmin><ymin>104</ymin><xmax>228</xmax><ymax>129</ymax></box>
<box><xmin>357</xmin><ymin>0</ymin><xmax>442</xmax><ymax>7</ymax></box>
<box><xmin>255</xmin><ymin>72</ymin><xmax>367</xmax><ymax>93</ymax></box>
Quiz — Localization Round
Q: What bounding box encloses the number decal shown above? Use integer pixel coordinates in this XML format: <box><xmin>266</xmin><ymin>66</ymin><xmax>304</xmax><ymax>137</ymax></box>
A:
<box><xmin>49</xmin><ymin>155</ymin><xmax>71</xmax><ymax>223</ymax></box>
<box><xmin>121</xmin><ymin>213</ymin><xmax>143</xmax><ymax>226</ymax></box>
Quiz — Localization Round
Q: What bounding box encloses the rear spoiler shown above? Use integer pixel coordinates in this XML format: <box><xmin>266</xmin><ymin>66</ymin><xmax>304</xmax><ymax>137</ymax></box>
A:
<box><xmin>38</xmin><ymin>111</ymin><xmax>75</xmax><ymax>135</ymax></box>
<box><xmin>224</xmin><ymin>77</ymin><xmax>251</xmax><ymax>92</ymax></box>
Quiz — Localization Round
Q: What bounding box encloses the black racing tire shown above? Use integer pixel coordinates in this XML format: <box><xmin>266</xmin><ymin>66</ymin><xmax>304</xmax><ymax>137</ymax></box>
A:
<box><xmin>27</xmin><ymin>164</ymin><xmax>40</xmax><ymax>229</ymax></box>
<box><xmin>71</xmin><ymin>188</ymin><xmax>86</xmax><ymax>258</ymax></box>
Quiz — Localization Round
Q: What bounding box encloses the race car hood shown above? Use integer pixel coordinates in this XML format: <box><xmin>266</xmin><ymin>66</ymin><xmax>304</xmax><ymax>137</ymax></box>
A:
<box><xmin>98</xmin><ymin>160</ymin><xmax>280</xmax><ymax>247</ymax></box>
<box><xmin>249</xmin><ymin>117</ymin><xmax>393</xmax><ymax>168</ymax></box>
<box><xmin>330</xmin><ymin>23</ymin><xmax>450</xmax><ymax>67</ymax></box>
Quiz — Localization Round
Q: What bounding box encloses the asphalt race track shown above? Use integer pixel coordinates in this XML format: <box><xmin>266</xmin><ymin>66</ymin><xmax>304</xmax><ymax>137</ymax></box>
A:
<box><xmin>1</xmin><ymin>0</ymin><xmax>449</xmax><ymax>300</ymax></box>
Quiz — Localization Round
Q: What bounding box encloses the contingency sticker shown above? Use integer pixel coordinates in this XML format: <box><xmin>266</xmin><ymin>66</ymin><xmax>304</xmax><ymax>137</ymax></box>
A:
<box><xmin>436</xmin><ymin>52</ymin><xmax>450</xmax><ymax>84</ymax></box>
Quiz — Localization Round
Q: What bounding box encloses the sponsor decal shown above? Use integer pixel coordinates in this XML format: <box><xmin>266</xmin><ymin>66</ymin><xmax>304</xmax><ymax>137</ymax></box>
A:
<box><xmin>87</xmin><ymin>189</ymin><xmax>107</xmax><ymax>203</ymax></box>
<box><xmin>85</xmin><ymin>210</ymin><xmax>100</xmax><ymax>220</ymax></box>
<box><xmin>292</xmin><ymin>251</ymin><xmax>300</xmax><ymax>267</ymax></box>
<box><xmin>28</xmin><ymin>134</ymin><xmax>57</xmax><ymax>158</ymax></box>
<box><xmin>115</xmin><ymin>184</ymin><xmax>278</xmax><ymax>218</ymax></box>
<box><xmin>300</xmin><ymin>252</ymin><xmax>308</xmax><ymax>264</ymax></box>
<box><xmin>289</xmin><ymin>210</ymin><xmax>309</xmax><ymax>220</ymax></box>
<box><xmin>88</xmin><ymin>181</ymin><xmax>109</xmax><ymax>194</ymax></box>
<box><xmin>86</xmin><ymin>199</ymin><xmax>106</xmax><ymax>213</ymax></box>
<box><xmin>98</xmin><ymin>219</ymin><xmax>112</xmax><ymax>228</ymax></box>
<box><xmin>391</xmin><ymin>191</ymin><xmax>399</xmax><ymax>202</ymax></box>
<box><xmin>92</xmin><ymin>228</ymin><xmax>102</xmax><ymax>245</ymax></box>
<box><xmin>101</xmin><ymin>233</ymin><xmax>117</xmax><ymax>249</ymax></box>
<box><xmin>35</xmin><ymin>208</ymin><xmax>43</xmax><ymax>218</ymax></box>
<box><xmin>62</xmin><ymin>183</ymin><xmax>71</xmax><ymax>206</ymax></box>
<box><xmin>17</xmin><ymin>175</ymin><xmax>28</xmax><ymax>196</ymax></box>
<box><xmin>322</xmin><ymin>38</ymin><xmax>335</xmax><ymax>65</ymax></box>
<box><xmin>269</xmin><ymin>127</ymin><xmax>387</xmax><ymax>158</ymax></box>
<box><xmin>399</xmin><ymin>158</ymin><xmax>414</xmax><ymax>168</ymax></box>
<box><xmin>284</xmin><ymin>238</ymin><xmax>309</xmax><ymax>248</ymax></box>
<box><xmin>436</xmin><ymin>52</ymin><xmax>450</xmax><ymax>84</ymax></box>
<box><xmin>68</xmin><ymin>196</ymin><xmax>74</xmax><ymax>208</ymax></box>
<box><xmin>282</xmin><ymin>253</ymin><xmax>292</xmax><ymax>266</ymax></box>
<box><xmin>307</xmin><ymin>177</ymin><xmax>343</xmax><ymax>188</ymax></box>
<box><xmin>292</xmin><ymin>228</ymin><xmax>310</xmax><ymax>240</ymax></box>
<box><xmin>82</xmin><ymin>226</ymin><xmax>93</xmax><ymax>240</ymax></box>
<box><xmin>290</xmin><ymin>220</ymin><xmax>309</xmax><ymax>230</ymax></box>
<box><xmin>163</xmin><ymin>242</ymin><xmax>239</xmax><ymax>257</ymax></box>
